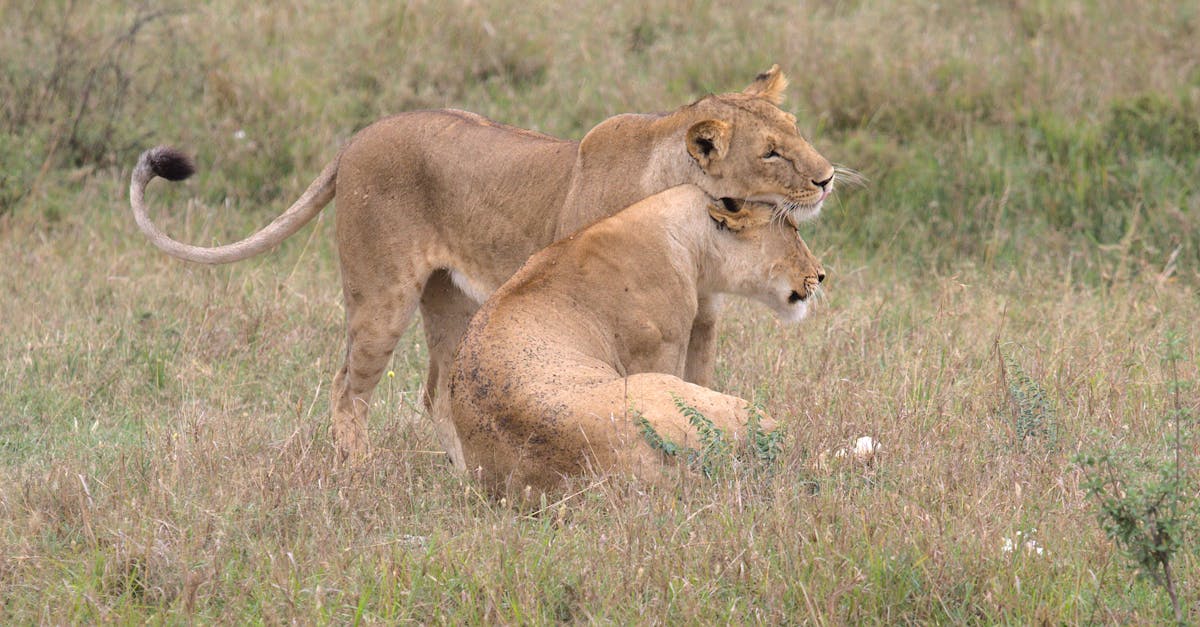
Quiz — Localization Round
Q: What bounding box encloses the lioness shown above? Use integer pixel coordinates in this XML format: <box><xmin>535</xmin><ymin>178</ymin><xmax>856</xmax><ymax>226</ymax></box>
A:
<box><xmin>128</xmin><ymin>66</ymin><xmax>835</xmax><ymax>459</ymax></box>
<box><xmin>447</xmin><ymin>185</ymin><xmax>824</xmax><ymax>495</ymax></box>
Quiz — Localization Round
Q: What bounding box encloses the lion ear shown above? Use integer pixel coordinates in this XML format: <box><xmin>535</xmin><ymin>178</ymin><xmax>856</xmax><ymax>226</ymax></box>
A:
<box><xmin>743</xmin><ymin>64</ymin><xmax>788</xmax><ymax>105</ymax></box>
<box><xmin>707</xmin><ymin>204</ymin><xmax>734</xmax><ymax>230</ymax></box>
<box><xmin>686</xmin><ymin>119</ymin><xmax>732</xmax><ymax>170</ymax></box>
<box><xmin>708</xmin><ymin>199</ymin><xmax>766</xmax><ymax>232</ymax></box>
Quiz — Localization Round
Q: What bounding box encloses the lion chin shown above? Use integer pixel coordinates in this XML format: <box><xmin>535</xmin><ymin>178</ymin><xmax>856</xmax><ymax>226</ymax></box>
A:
<box><xmin>775</xmin><ymin>299</ymin><xmax>811</xmax><ymax>324</ymax></box>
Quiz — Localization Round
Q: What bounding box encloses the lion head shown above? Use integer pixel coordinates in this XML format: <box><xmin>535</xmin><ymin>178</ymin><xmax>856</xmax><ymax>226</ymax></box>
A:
<box><xmin>683</xmin><ymin>65</ymin><xmax>837</xmax><ymax>223</ymax></box>
<box><xmin>704</xmin><ymin>196</ymin><xmax>825</xmax><ymax>323</ymax></box>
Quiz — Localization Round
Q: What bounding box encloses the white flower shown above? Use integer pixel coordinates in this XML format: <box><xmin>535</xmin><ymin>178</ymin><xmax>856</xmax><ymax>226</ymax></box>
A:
<box><xmin>1003</xmin><ymin>530</ymin><xmax>1046</xmax><ymax>556</ymax></box>
<box><xmin>1024</xmin><ymin>539</ymin><xmax>1045</xmax><ymax>555</ymax></box>
<box><xmin>814</xmin><ymin>436</ymin><xmax>883</xmax><ymax>471</ymax></box>
<box><xmin>853</xmin><ymin>436</ymin><xmax>881</xmax><ymax>463</ymax></box>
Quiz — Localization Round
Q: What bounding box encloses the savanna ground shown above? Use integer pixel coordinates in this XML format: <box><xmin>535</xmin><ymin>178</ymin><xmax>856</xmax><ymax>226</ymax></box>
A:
<box><xmin>2</xmin><ymin>0</ymin><xmax>1199</xmax><ymax>623</ymax></box>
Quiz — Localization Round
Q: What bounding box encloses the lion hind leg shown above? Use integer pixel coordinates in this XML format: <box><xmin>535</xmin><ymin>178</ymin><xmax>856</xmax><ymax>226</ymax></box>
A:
<box><xmin>418</xmin><ymin>270</ymin><xmax>480</xmax><ymax>468</ymax></box>
<box><xmin>573</xmin><ymin>374</ymin><xmax>776</xmax><ymax>480</ymax></box>
<box><xmin>418</xmin><ymin>270</ymin><xmax>480</xmax><ymax>408</ymax></box>
<box><xmin>331</xmin><ymin>282</ymin><xmax>424</xmax><ymax>461</ymax></box>
<box><xmin>624</xmin><ymin>374</ymin><xmax>762</xmax><ymax>447</ymax></box>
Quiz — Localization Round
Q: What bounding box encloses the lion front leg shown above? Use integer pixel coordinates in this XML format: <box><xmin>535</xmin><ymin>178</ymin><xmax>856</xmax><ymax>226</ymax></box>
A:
<box><xmin>683</xmin><ymin>295</ymin><xmax>724</xmax><ymax>387</ymax></box>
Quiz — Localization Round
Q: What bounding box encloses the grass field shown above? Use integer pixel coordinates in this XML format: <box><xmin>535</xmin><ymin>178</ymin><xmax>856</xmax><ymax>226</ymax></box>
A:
<box><xmin>2</xmin><ymin>0</ymin><xmax>1199</xmax><ymax>622</ymax></box>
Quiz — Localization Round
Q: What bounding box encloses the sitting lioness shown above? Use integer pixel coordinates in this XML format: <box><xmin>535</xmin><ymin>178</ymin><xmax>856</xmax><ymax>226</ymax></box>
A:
<box><xmin>447</xmin><ymin>185</ymin><xmax>824</xmax><ymax>495</ymax></box>
<box><xmin>128</xmin><ymin>66</ymin><xmax>836</xmax><ymax>460</ymax></box>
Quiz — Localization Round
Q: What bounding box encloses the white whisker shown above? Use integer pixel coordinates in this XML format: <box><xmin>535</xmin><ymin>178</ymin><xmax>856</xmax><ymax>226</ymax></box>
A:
<box><xmin>832</xmin><ymin>164</ymin><xmax>868</xmax><ymax>188</ymax></box>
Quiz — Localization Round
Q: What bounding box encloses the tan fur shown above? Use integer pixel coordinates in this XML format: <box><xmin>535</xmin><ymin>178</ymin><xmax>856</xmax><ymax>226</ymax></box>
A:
<box><xmin>128</xmin><ymin>65</ymin><xmax>835</xmax><ymax>461</ymax></box>
<box><xmin>447</xmin><ymin>185</ymin><xmax>824</xmax><ymax>495</ymax></box>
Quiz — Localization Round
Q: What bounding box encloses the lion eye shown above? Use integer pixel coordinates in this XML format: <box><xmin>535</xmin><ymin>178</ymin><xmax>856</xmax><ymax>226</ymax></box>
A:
<box><xmin>763</xmin><ymin>149</ymin><xmax>780</xmax><ymax>160</ymax></box>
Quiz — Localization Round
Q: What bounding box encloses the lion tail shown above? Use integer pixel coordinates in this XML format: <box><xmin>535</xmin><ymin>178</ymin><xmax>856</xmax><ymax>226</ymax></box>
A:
<box><xmin>128</xmin><ymin>146</ymin><xmax>337</xmax><ymax>264</ymax></box>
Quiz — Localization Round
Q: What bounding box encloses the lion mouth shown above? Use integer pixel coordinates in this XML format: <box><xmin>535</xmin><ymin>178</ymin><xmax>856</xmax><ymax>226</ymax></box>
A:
<box><xmin>778</xmin><ymin>198</ymin><xmax>825</xmax><ymax>223</ymax></box>
<box><xmin>748</xmin><ymin>193</ymin><xmax>826</xmax><ymax>224</ymax></box>
<box><xmin>756</xmin><ymin>281</ymin><xmax>814</xmax><ymax>324</ymax></box>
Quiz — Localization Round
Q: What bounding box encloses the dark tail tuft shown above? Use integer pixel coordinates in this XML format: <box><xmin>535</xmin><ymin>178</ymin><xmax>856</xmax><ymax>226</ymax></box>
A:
<box><xmin>145</xmin><ymin>146</ymin><xmax>196</xmax><ymax>181</ymax></box>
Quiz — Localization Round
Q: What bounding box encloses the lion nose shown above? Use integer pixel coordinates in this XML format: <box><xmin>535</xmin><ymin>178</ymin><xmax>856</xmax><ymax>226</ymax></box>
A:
<box><xmin>813</xmin><ymin>174</ymin><xmax>834</xmax><ymax>190</ymax></box>
<box><xmin>817</xmin><ymin>270</ymin><xmax>826</xmax><ymax>283</ymax></box>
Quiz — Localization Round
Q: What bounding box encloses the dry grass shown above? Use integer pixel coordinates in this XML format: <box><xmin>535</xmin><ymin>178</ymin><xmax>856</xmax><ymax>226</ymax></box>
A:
<box><xmin>2</xmin><ymin>0</ymin><xmax>1199</xmax><ymax>622</ymax></box>
<box><xmin>4</xmin><ymin>211</ymin><xmax>1196</xmax><ymax>622</ymax></box>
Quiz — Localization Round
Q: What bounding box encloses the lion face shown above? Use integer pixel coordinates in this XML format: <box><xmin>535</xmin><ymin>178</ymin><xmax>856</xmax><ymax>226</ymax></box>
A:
<box><xmin>706</xmin><ymin>198</ymin><xmax>825</xmax><ymax>323</ymax></box>
<box><xmin>685</xmin><ymin>65</ymin><xmax>836</xmax><ymax>224</ymax></box>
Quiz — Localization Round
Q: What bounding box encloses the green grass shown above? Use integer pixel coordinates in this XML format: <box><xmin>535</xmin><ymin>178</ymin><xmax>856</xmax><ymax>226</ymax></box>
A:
<box><xmin>2</xmin><ymin>0</ymin><xmax>1199</xmax><ymax>622</ymax></box>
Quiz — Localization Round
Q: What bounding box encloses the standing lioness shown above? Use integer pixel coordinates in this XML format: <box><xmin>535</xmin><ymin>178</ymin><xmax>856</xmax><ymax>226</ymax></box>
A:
<box><xmin>448</xmin><ymin>185</ymin><xmax>824</xmax><ymax>494</ymax></box>
<box><xmin>128</xmin><ymin>66</ymin><xmax>835</xmax><ymax>459</ymax></box>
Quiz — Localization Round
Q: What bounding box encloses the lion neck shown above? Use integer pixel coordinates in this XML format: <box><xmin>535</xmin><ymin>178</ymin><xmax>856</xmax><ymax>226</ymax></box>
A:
<box><xmin>556</xmin><ymin>100</ymin><xmax>745</xmax><ymax>239</ymax></box>
<box><xmin>663</xmin><ymin>198</ymin><xmax>778</xmax><ymax>301</ymax></box>
<box><xmin>639</xmin><ymin>105</ymin><xmax>729</xmax><ymax>194</ymax></box>
<box><xmin>636</xmin><ymin>189</ymin><xmax>733</xmax><ymax>301</ymax></box>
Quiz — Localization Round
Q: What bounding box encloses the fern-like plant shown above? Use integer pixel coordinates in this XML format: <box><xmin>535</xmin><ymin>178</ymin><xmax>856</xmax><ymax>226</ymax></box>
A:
<box><xmin>635</xmin><ymin>397</ymin><xmax>784</xmax><ymax>480</ymax></box>
<box><xmin>998</xmin><ymin>346</ymin><xmax>1059</xmax><ymax>448</ymax></box>
<box><xmin>746</xmin><ymin>403</ymin><xmax>783</xmax><ymax>467</ymax></box>
<box><xmin>635</xmin><ymin>411</ymin><xmax>681</xmax><ymax>458</ymax></box>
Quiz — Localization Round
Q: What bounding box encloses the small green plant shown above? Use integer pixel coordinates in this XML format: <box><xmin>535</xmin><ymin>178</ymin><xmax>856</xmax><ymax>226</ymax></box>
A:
<box><xmin>998</xmin><ymin>346</ymin><xmax>1059</xmax><ymax>448</ymax></box>
<box><xmin>745</xmin><ymin>403</ymin><xmax>784</xmax><ymax>467</ymax></box>
<box><xmin>672</xmin><ymin>395</ymin><xmax>732</xmax><ymax>477</ymax></box>
<box><xmin>635</xmin><ymin>410</ymin><xmax>681</xmax><ymax>458</ymax></box>
<box><xmin>1076</xmin><ymin>330</ymin><xmax>1197</xmax><ymax>623</ymax></box>
<box><xmin>635</xmin><ymin>396</ymin><xmax>783</xmax><ymax>479</ymax></box>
